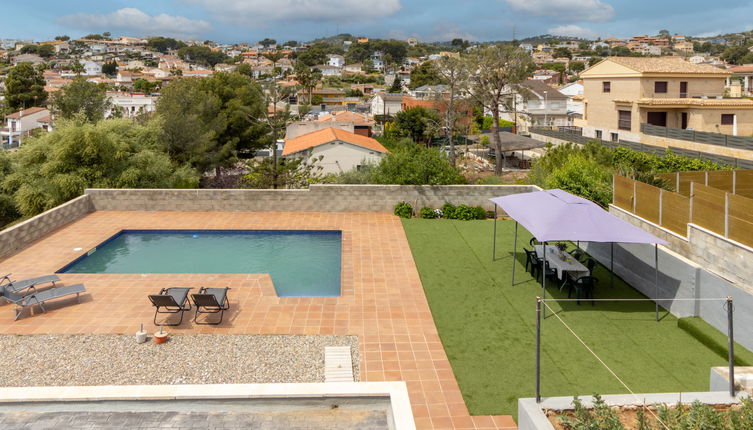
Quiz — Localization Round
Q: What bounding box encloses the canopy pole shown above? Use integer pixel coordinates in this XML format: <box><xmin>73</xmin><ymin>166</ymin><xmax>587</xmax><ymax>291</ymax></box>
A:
<box><xmin>611</xmin><ymin>242</ymin><xmax>614</xmax><ymax>288</ymax></box>
<box><xmin>542</xmin><ymin>242</ymin><xmax>547</xmax><ymax>318</ymax></box>
<box><xmin>535</xmin><ymin>296</ymin><xmax>542</xmax><ymax>403</ymax></box>
<box><xmin>727</xmin><ymin>296</ymin><xmax>735</xmax><ymax>397</ymax></box>
<box><xmin>655</xmin><ymin>244</ymin><xmax>659</xmax><ymax>322</ymax></box>
<box><xmin>512</xmin><ymin>222</ymin><xmax>518</xmax><ymax>286</ymax></box>
<box><xmin>492</xmin><ymin>206</ymin><xmax>498</xmax><ymax>261</ymax></box>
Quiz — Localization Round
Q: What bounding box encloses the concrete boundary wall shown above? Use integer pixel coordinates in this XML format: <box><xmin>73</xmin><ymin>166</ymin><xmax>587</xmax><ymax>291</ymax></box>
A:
<box><xmin>0</xmin><ymin>195</ymin><xmax>94</xmax><ymax>260</ymax></box>
<box><xmin>85</xmin><ymin>185</ymin><xmax>540</xmax><ymax>213</ymax></box>
<box><xmin>583</xmin><ymin>205</ymin><xmax>753</xmax><ymax>351</ymax></box>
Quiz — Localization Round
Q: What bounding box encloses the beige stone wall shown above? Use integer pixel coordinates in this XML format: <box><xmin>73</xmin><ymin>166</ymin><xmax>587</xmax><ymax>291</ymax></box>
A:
<box><xmin>583</xmin><ymin>77</ymin><xmax>641</xmax><ymax>132</ymax></box>
<box><xmin>0</xmin><ymin>195</ymin><xmax>94</xmax><ymax>260</ymax></box>
<box><xmin>84</xmin><ymin>185</ymin><xmax>540</xmax><ymax>213</ymax></box>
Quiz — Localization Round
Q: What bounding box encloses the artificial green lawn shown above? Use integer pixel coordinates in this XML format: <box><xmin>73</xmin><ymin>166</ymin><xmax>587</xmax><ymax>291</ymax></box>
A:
<box><xmin>402</xmin><ymin>218</ymin><xmax>749</xmax><ymax>418</ymax></box>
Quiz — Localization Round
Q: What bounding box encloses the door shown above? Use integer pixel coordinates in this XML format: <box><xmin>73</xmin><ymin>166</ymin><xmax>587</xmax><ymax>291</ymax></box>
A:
<box><xmin>680</xmin><ymin>82</ymin><xmax>688</xmax><ymax>98</ymax></box>
<box><xmin>681</xmin><ymin>112</ymin><xmax>688</xmax><ymax>129</ymax></box>
<box><xmin>647</xmin><ymin>112</ymin><xmax>668</xmax><ymax>127</ymax></box>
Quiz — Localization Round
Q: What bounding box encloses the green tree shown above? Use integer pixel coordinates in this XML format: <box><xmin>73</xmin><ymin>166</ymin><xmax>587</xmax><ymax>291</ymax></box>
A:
<box><xmin>294</xmin><ymin>61</ymin><xmax>321</xmax><ymax>104</ymax></box>
<box><xmin>243</xmin><ymin>156</ymin><xmax>323</xmax><ymax>189</ymax></box>
<box><xmin>156</xmin><ymin>73</ymin><xmax>267</xmax><ymax>177</ymax></box>
<box><xmin>296</xmin><ymin>43</ymin><xmax>329</xmax><ymax>66</ymax></box>
<box><xmin>133</xmin><ymin>78</ymin><xmax>158</xmax><ymax>94</ymax></box>
<box><xmin>51</xmin><ymin>76</ymin><xmax>110</xmax><ymax>122</ymax></box>
<box><xmin>148</xmin><ymin>37</ymin><xmax>186</xmax><ymax>53</ymax></box>
<box><xmin>409</xmin><ymin>61</ymin><xmax>441</xmax><ymax>89</ymax></box>
<box><xmin>55</xmin><ymin>35</ymin><xmax>70</xmax><ymax>41</ymax></box>
<box><xmin>3</xmin><ymin>118</ymin><xmax>198</xmax><ymax>217</ymax></box>
<box><xmin>388</xmin><ymin>75</ymin><xmax>403</xmax><ymax>93</ymax></box>
<box><xmin>83</xmin><ymin>34</ymin><xmax>104</xmax><ymax>40</ymax></box>
<box><xmin>177</xmin><ymin>46</ymin><xmax>228</xmax><ymax>67</ymax></box>
<box><xmin>102</xmin><ymin>60</ymin><xmax>118</xmax><ymax>77</ymax></box>
<box><xmin>259</xmin><ymin>38</ymin><xmax>277</xmax><ymax>47</ymax></box>
<box><xmin>435</xmin><ymin>55</ymin><xmax>469</xmax><ymax>166</ymax></box>
<box><xmin>392</xmin><ymin>106</ymin><xmax>441</xmax><ymax>145</ymax></box>
<box><xmin>363</xmin><ymin>59</ymin><xmax>376</xmax><ymax>74</ymax></box>
<box><xmin>553</xmin><ymin>47</ymin><xmax>572</xmax><ymax>59</ymax></box>
<box><xmin>4</xmin><ymin>63</ymin><xmax>47</xmax><ymax>112</ymax></box>
<box><xmin>569</xmin><ymin>61</ymin><xmax>585</xmax><ymax>73</ymax></box>
<box><xmin>0</xmin><ymin>151</ymin><xmax>20</xmax><ymax>227</ymax></box>
<box><xmin>284</xmin><ymin>40</ymin><xmax>298</xmax><ymax>47</ymax></box>
<box><xmin>369</xmin><ymin>140</ymin><xmax>466</xmax><ymax>185</ymax></box>
<box><xmin>70</xmin><ymin>60</ymin><xmax>85</xmax><ymax>75</ymax></box>
<box><xmin>466</xmin><ymin>44</ymin><xmax>533</xmax><ymax>175</ymax></box>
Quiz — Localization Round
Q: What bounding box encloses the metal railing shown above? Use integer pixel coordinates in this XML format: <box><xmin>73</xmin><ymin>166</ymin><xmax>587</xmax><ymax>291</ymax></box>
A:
<box><xmin>531</xmin><ymin>127</ymin><xmax>753</xmax><ymax>170</ymax></box>
<box><xmin>641</xmin><ymin>123</ymin><xmax>753</xmax><ymax>150</ymax></box>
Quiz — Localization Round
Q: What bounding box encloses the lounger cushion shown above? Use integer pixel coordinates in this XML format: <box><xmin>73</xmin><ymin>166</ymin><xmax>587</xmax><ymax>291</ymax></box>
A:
<box><xmin>2</xmin><ymin>275</ymin><xmax>61</xmax><ymax>293</ymax></box>
<box><xmin>24</xmin><ymin>284</ymin><xmax>85</xmax><ymax>305</ymax></box>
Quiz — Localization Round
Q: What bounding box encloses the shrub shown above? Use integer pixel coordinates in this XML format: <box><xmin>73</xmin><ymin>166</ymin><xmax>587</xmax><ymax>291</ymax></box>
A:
<box><xmin>394</xmin><ymin>201</ymin><xmax>413</xmax><ymax>218</ymax></box>
<box><xmin>442</xmin><ymin>203</ymin><xmax>457</xmax><ymax>219</ymax></box>
<box><xmin>420</xmin><ymin>207</ymin><xmax>438</xmax><ymax>219</ymax></box>
<box><xmin>473</xmin><ymin>206</ymin><xmax>487</xmax><ymax>220</ymax></box>
<box><xmin>453</xmin><ymin>204</ymin><xmax>477</xmax><ymax>221</ymax></box>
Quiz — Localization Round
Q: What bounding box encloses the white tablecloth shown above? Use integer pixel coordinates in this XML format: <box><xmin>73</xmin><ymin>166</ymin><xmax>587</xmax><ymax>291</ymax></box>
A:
<box><xmin>534</xmin><ymin>245</ymin><xmax>589</xmax><ymax>281</ymax></box>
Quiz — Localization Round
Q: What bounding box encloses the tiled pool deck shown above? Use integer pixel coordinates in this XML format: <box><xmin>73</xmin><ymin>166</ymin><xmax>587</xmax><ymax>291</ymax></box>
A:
<box><xmin>0</xmin><ymin>211</ymin><xmax>515</xmax><ymax>430</ymax></box>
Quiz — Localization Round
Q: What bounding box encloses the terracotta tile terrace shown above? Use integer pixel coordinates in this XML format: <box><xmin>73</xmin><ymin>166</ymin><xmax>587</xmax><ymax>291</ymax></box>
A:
<box><xmin>0</xmin><ymin>211</ymin><xmax>516</xmax><ymax>430</ymax></box>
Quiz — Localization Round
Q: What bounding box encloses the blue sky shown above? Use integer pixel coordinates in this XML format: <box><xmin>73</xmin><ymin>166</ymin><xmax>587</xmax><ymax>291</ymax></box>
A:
<box><xmin>4</xmin><ymin>0</ymin><xmax>753</xmax><ymax>44</ymax></box>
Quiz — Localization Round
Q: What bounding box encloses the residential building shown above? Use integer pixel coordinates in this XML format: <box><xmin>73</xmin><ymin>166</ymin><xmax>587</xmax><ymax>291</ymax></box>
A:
<box><xmin>282</xmin><ymin>127</ymin><xmax>388</xmax><ymax>174</ymax></box>
<box><xmin>499</xmin><ymin>79</ymin><xmax>569</xmax><ymax>130</ymax></box>
<box><xmin>579</xmin><ymin>57</ymin><xmax>753</xmax><ymax>142</ymax></box>
<box><xmin>1</xmin><ymin>107</ymin><xmax>51</xmax><ymax>148</ymax></box>
<box><xmin>107</xmin><ymin>92</ymin><xmax>157</xmax><ymax>118</ymax></box>
<box><xmin>317</xmin><ymin>65</ymin><xmax>342</xmax><ymax>77</ymax></box>
<box><xmin>327</xmin><ymin>55</ymin><xmax>345</xmax><ymax>68</ymax></box>
<box><xmin>83</xmin><ymin>61</ymin><xmax>102</xmax><ymax>76</ymax></box>
<box><xmin>559</xmin><ymin>81</ymin><xmax>585</xmax><ymax>117</ymax></box>
<box><xmin>344</xmin><ymin>63</ymin><xmax>363</xmax><ymax>74</ymax></box>
<box><xmin>674</xmin><ymin>42</ymin><xmax>695</xmax><ymax>54</ymax></box>
<box><xmin>316</xmin><ymin>111</ymin><xmax>375</xmax><ymax>136</ymax></box>
<box><xmin>727</xmin><ymin>65</ymin><xmax>753</xmax><ymax>96</ymax></box>
<box><xmin>12</xmin><ymin>53</ymin><xmax>44</xmax><ymax>66</ymax></box>
<box><xmin>410</xmin><ymin>84</ymin><xmax>448</xmax><ymax>100</ymax></box>
<box><xmin>406</xmin><ymin>37</ymin><xmax>418</xmax><ymax>47</ymax></box>
<box><xmin>369</xmin><ymin>93</ymin><xmax>404</xmax><ymax>116</ymax></box>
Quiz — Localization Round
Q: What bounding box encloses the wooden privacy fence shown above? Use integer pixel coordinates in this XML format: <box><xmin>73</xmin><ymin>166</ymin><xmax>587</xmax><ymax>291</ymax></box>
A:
<box><xmin>613</xmin><ymin>175</ymin><xmax>753</xmax><ymax>248</ymax></box>
<box><xmin>657</xmin><ymin>170</ymin><xmax>753</xmax><ymax>199</ymax></box>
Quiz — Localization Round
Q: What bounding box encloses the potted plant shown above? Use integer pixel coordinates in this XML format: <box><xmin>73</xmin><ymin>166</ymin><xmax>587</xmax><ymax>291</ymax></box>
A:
<box><xmin>154</xmin><ymin>326</ymin><xmax>169</xmax><ymax>344</ymax></box>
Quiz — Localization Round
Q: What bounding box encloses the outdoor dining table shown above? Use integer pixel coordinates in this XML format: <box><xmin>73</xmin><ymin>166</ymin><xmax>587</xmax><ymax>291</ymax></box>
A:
<box><xmin>534</xmin><ymin>245</ymin><xmax>590</xmax><ymax>283</ymax></box>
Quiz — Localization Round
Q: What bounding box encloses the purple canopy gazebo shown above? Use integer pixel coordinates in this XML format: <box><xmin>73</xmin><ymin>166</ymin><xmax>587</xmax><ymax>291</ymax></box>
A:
<box><xmin>490</xmin><ymin>189</ymin><xmax>668</xmax><ymax>320</ymax></box>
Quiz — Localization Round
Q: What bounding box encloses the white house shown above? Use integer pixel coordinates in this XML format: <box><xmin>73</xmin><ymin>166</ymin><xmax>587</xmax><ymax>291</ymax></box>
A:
<box><xmin>282</xmin><ymin>127</ymin><xmax>389</xmax><ymax>174</ymax></box>
<box><xmin>369</xmin><ymin>93</ymin><xmax>403</xmax><ymax>116</ymax></box>
<box><xmin>498</xmin><ymin>80</ymin><xmax>569</xmax><ymax>130</ymax></box>
<box><xmin>558</xmin><ymin>81</ymin><xmax>585</xmax><ymax>117</ymax></box>
<box><xmin>1</xmin><ymin>107</ymin><xmax>51</xmax><ymax>148</ymax></box>
<box><xmin>327</xmin><ymin>54</ymin><xmax>345</xmax><ymax>68</ymax></box>
<box><xmin>106</xmin><ymin>92</ymin><xmax>157</xmax><ymax>118</ymax></box>
<box><xmin>344</xmin><ymin>63</ymin><xmax>363</xmax><ymax>74</ymax></box>
<box><xmin>83</xmin><ymin>61</ymin><xmax>102</xmax><ymax>76</ymax></box>
<box><xmin>317</xmin><ymin>65</ymin><xmax>342</xmax><ymax>77</ymax></box>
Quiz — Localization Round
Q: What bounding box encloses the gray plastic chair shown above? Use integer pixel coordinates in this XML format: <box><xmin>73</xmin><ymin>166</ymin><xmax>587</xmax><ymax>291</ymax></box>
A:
<box><xmin>148</xmin><ymin>287</ymin><xmax>192</xmax><ymax>326</ymax></box>
<box><xmin>4</xmin><ymin>284</ymin><xmax>86</xmax><ymax>320</ymax></box>
<box><xmin>191</xmin><ymin>287</ymin><xmax>230</xmax><ymax>325</ymax></box>
<box><xmin>1</xmin><ymin>274</ymin><xmax>60</xmax><ymax>294</ymax></box>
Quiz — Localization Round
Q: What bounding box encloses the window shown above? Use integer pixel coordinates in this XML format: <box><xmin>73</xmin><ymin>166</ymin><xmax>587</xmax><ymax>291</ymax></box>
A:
<box><xmin>721</xmin><ymin>114</ymin><xmax>735</xmax><ymax>125</ymax></box>
<box><xmin>654</xmin><ymin>81</ymin><xmax>668</xmax><ymax>94</ymax></box>
<box><xmin>611</xmin><ymin>133</ymin><xmax>619</xmax><ymax>142</ymax></box>
<box><xmin>618</xmin><ymin>110</ymin><xmax>632</xmax><ymax>131</ymax></box>
<box><xmin>595</xmin><ymin>130</ymin><xmax>603</xmax><ymax>139</ymax></box>
<box><xmin>602</xmin><ymin>81</ymin><xmax>611</xmax><ymax>93</ymax></box>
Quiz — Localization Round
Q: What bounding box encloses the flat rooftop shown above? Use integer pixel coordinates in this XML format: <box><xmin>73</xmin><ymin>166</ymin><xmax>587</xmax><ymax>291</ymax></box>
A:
<box><xmin>0</xmin><ymin>211</ymin><xmax>515</xmax><ymax>429</ymax></box>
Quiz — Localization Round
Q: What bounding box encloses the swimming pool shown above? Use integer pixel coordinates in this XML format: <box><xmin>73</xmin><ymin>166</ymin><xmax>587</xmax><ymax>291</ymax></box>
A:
<box><xmin>59</xmin><ymin>230</ymin><xmax>342</xmax><ymax>297</ymax></box>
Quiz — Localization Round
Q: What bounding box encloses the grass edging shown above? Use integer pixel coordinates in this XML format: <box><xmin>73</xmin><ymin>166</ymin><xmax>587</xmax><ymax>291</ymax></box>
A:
<box><xmin>678</xmin><ymin>317</ymin><xmax>753</xmax><ymax>366</ymax></box>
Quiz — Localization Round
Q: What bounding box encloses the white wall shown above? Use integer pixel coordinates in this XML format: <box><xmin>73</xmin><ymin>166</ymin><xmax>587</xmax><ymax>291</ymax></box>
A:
<box><xmin>304</xmin><ymin>142</ymin><xmax>385</xmax><ymax>174</ymax></box>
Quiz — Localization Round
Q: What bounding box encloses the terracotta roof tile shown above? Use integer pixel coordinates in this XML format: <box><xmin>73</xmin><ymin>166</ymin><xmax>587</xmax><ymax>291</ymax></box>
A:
<box><xmin>5</xmin><ymin>107</ymin><xmax>47</xmax><ymax>119</ymax></box>
<box><xmin>282</xmin><ymin>128</ymin><xmax>388</xmax><ymax>156</ymax></box>
<box><xmin>606</xmin><ymin>57</ymin><xmax>730</xmax><ymax>74</ymax></box>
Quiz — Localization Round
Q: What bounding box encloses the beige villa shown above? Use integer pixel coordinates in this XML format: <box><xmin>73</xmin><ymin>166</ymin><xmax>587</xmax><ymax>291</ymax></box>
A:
<box><xmin>578</xmin><ymin>57</ymin><xmax>753</xmax><ymax>142</ymax></box>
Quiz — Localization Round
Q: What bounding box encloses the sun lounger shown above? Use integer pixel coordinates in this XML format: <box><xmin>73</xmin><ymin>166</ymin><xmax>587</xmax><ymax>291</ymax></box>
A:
<box><xmin>149</xmin><ymin>287</ymin><xmax>192</xmax><ymax>326</ymax></box>
<box><xmin>4</xmin><ymin>284</ymin><xmax>86</xmax><ymax>320</ymax></box>
<box><xmin>191</xmin><ymin>287</ymin><xmax>230</xmax><ymax>325</ymax></box>
<box><xmin>0</xmin><ymin>274</ymin><xmax>60</xmax><ymax>294</ymax></box>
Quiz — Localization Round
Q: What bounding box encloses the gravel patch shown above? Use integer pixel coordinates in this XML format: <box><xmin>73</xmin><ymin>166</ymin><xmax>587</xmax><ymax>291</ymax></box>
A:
<box><xmin>0</xmin><ymin>334</ymin><xmax>359</xmax><ymax>387</ymax></box>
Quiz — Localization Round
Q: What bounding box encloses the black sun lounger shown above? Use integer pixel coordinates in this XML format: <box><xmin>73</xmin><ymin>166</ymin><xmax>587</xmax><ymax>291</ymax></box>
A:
<box><xmin>1</xmin><ymin>274</ymin><xmax>61</xmax><ymax>294</ymax></box>
<box><xmin>4</xmin><ymin>284</ymin><xmax>86</xmax><ymax>320</ymax></box>
<box><xmin>149</xmin><ymin>287</ymin><xmax>192</xmax><ymax>326</ymax></box>
<box><xmin>191</xmin><ymin>287</ymin><xmax>230</xmax><ymax>325</ymax></box>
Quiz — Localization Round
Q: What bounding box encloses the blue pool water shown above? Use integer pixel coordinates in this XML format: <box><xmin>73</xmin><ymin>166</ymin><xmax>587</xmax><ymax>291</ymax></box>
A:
<box><xmin>59</xmin><ymin>230</ymin><xmax>342</xmax><ymax>297</ymax></box>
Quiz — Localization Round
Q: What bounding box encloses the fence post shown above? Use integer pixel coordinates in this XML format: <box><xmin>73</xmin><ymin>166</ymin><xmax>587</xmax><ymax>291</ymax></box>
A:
<box><xmin>725</xmin><ymin>193</ymin><xmax>729</xmax><ymax>238</ymax></box>
<box><xmin>659</xmin><ymin>189</ymin><xmax>663</xmax><ymax>226</ymax></box>
<box><xmin>676</xmin><ymin>172</ymin><xmax>680</xmax><ymax>194</ymax></box>
<box><xmin>705</xmin><ymin>171</ymin><xmax>709</xmax><ymax>186</ymax></box>
<box><xmin>733</xmin><ymin>170</ymin><xmax>737</xmax><ymax>195</ymax></box>
<box><xmin>690</xmin><ymin>182</ymin><xmax>695</xmax><ymax>224</ymax></box>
